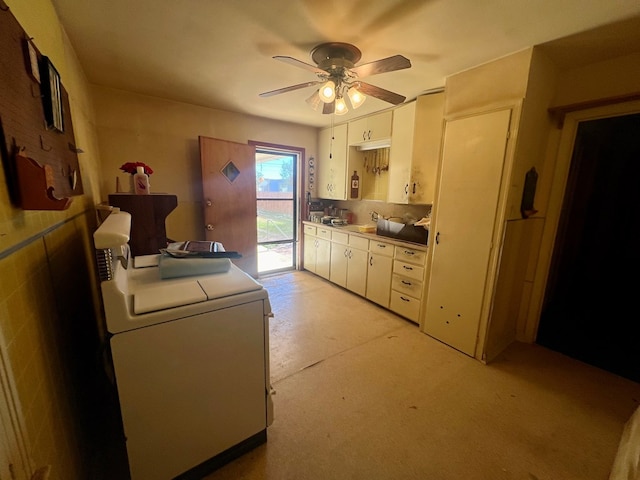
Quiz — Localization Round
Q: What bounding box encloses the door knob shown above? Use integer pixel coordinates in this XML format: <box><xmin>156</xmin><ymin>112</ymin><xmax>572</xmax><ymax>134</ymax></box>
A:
<box><xmin>206</xmin><ymin>199</ymin><xmax>213</xmax><ymax>207</ymax></box>
<box><xmin>206</xmin><ymin>224</ymin><xmax>215</xmax><ymax>231</ymax></box>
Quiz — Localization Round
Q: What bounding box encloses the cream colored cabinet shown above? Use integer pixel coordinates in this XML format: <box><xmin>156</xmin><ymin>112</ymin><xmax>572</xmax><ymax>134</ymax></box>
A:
<box><xmin>303</xmin><ymin>224</ymin><xmax>331</xmax><ymax>279</ymax></box>
<box><xmin>346</xmin><ymin>236</ymin><xmax>368</xmax><ymax>296</ymax></box>
<box><xmin>424</xmin><ymin>108</ymin><xmax>512</xmax><ymax>356</ymax></box>
<box><xmin>388</xmin><ymin>93</ymin><xmax>444</xmax><ymax>204</ymax></box>
<box><xmin>329</xmin><ymin>231</ymin><xmax>349</xmax><ymax>287</ymax></box>
<box><xmin>365</xmin><ymin>239</ymin><xmax>394</xmax><ymax>307</ymax></box>
<box><xmin>348</xmin><ymin>111</ymin><xmax>392</xmax><ymax>146</ymax></box>
<box><xmin>318</xmin><ymin>123</ymin><xmax>348</xmax><ymax>200</ymax></box>
<box><xmin>390</xmin><ymin>245</ymin><xmax>427</xmax><ymax>323</ymax></box>
<box><xmin>329</xmin><ymin>231</ymin><xmax>368</xmax><ymax>296</ymax></box>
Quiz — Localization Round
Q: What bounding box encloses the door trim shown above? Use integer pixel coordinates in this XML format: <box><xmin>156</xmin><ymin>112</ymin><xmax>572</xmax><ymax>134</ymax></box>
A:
<box><xmin>249</xmin><ymin>141</ymin><xmax>305</xmax><ymax>269</ymax></box>
<box><xmin>525</xmin><ymin>100</ymin><xmax>640</xmax><ymax>342</ymax></box>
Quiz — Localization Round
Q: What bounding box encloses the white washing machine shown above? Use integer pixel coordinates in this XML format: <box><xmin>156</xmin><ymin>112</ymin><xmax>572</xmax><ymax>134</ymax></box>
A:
<box><xmin>93</xmin><ymin>210</ymin><xmax>273</xmax><ymax>480</ymax></box>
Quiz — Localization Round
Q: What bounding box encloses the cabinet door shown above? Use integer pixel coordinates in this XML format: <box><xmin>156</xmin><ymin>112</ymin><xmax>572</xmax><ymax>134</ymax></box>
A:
<box><xmin>303</xmin><ymin>235</ymin><xmax>317</xmax><ymax>273</ymax></box>
<box><xmin>366</xmin><ymin>253</ymin><xmax>392</xmax><ymax>307</ymax></box>
<box><xmin>409</xmin><ymin>93</ymin><xmax>445</xmax><ymax>204</ymax></box>
<box><xmin>348</xmin><ymin>117</ymin><xmax>369</xmax><ymax>145</ymax></box>
<box><xmin>317</xmin><ymin>127</ymin><xmax>333</xmax><ymax>199</ymax></box>
<box><xmin>348</xmin><ymin>112</ymin><xmax>392</xmax><ymax>145</ymax></box>
<box><xmin>330</xmin><ymin>243</ymin><xmax>348</xmax><ymax>287</ymax></box>
<box><xmin>315</xmin><ymin>237</ymin><xmax>331</xmax><ymax>279</ymax></box>
<box><xmin>331</xmin><ymin>123</ymin><xmax>348</xmax><ymax>200</ymax></box>
<box><xmin>424</xmin><ymin>109</ymin><xmax>511</xmax><ymax>356</ymax></box>
<box><xmin>346</xmin><ymin>247</ymin><xmax>368</xmax><ymax>296</ymax></box>
<box><xmin>318</xmin><ymin>124</ymin><xmax>348</xmax><ymax>199</ymax></box>
<box><xmin>367</xmin><ymin>111</ymin><xmax>393</xmax><ymax>142</ymax></box>
<box><xmin>388</xmin><ymin>102</ymin><xmax>415</xmax><ymax>204</ymax></box>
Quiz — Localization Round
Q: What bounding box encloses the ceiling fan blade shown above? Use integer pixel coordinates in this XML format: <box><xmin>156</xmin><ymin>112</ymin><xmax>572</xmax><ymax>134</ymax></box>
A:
<box><xmin>350</xmin><ymin>55</ymin><xmax>411</xmax><ymax>78</ymax></box>
<box><xmin>259</xmin><ymin>81</ymin><xmax>322</xmax><ymax>97</ymax></box>
<box><xmin>323</xmin><ymin>101</ymin><xmax>335</xmax><ymax>114</ymax></box>
<box><xmin>357</xmin><ymin>82</ymin><xmax>406</xmax><ymax>105</ymax></box>
<box><xmin>274</xmin><ymin>56</ymin><xmax>327</xmax><ymax>75</ymax></box>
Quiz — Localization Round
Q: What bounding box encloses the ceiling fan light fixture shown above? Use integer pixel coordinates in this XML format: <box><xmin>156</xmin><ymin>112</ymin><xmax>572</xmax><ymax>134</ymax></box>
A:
<box><xmin>318</xmin><ymin>80</ymin><xmax>336</xmax><ymax>103</ymax></box>
<box><xmin>335</xmin><ymin>96</ymin><xmax>348</xmax><ymax>115</ymax></box>
<box><xmin>306</xmin><ymin>90</ymin><xmax>322</xmax><ymax>111</ymax></box>
<box><xmin>347</xmin><ymin>86</ymin><xmax>366</xmax><ymax>109</ymax></box>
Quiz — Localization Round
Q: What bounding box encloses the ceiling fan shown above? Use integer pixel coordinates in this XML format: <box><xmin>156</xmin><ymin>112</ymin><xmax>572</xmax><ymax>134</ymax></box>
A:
<box><xmin>259</xmin><ymin>42</ymin><xmax>411</xmax><ymax>115</ymax></box>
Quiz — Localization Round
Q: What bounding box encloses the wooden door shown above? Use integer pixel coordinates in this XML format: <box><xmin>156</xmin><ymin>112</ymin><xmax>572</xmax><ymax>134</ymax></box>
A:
<box><xmin>200</xmin><ymin>136</ymin><xmax>257</xmax><ymax>277</ymax></box>
<box><xmin>424</xmin><ymin>109</ymin><xmax>511</xmax><ymax>356</ymax></box>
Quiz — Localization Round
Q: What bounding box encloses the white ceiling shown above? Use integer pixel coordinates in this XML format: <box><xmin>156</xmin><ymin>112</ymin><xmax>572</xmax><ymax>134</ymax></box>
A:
<box><xmin>50</xmin><ymin>0</ymin><xmax>640</xmax><ymax>128</ymax></box>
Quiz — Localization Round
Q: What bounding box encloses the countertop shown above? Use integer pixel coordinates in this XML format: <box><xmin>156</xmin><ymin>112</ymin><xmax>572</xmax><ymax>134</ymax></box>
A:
<box><xmin>302</xmin><ymin>221</ymin><xmax>429</xmax><ymax>251</ymax></box>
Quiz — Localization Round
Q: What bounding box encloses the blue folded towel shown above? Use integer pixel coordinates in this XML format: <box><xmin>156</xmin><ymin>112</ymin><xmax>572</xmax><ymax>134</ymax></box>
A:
<box><xmin>158</xmin><ymin>254</ymin><xmax>231</xmax><ymax>279</ymax></box>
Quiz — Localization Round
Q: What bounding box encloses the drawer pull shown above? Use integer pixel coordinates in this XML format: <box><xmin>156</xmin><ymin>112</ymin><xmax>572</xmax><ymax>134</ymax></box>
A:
<box><xmin>403</xmin><ymin>265</ymin><xmax>413</xmax><ymax>270</ymax></box>
<box><xmin>401</xmin><ymin>280</ymin><xmax>412</xmax><ymax>286</ymax></box>
<box><xmin>377</xmin><ymin>244</ymin><xmax>386</xmax><ymax>248</ymax></box>
<box><xmin>404</xmin><ymin>250</ymin><xmax>415</xmax><ymax>255</ymax></box>
<box><xmin>400</xmin><ymin>296</ymin><xmax>410</xmax><ymax>302</ymax></box>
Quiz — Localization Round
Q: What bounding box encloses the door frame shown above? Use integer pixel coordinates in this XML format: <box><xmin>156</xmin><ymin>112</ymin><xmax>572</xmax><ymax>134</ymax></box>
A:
<box><xmin>249</xmin><ymin>141</ymin><xmax>305</xmax><ymax>269</ymax></box>
<box><xmin>526</xmin><ymin>100</ymin><xmax>640</xmax><ymax>342</ymax></box>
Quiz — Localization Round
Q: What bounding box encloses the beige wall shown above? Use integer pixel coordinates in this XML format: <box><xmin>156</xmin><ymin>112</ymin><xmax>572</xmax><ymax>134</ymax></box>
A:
<box><xmin>1</xmin><ymin>1</ymin><xmax>103</xmax><ymax>479</ymax></box>
<box><xmin>92</xmin><ymin>87</ymin><xmax>318</xmax><ymax>242</ymax></box>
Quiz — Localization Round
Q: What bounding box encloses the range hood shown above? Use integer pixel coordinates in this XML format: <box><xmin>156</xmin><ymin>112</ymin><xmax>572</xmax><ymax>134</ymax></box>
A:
<box><xmin>356</xmin><ymin>139</ymin><xmax>391</xmax><ymax>151</ymax></box>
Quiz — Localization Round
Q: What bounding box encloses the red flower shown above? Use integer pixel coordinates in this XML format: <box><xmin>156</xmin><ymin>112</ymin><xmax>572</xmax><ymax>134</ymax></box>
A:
<box><xmin>119</xmin><ymin>162</ymin><xmax>153</xmax><ymax>175</ymax></box>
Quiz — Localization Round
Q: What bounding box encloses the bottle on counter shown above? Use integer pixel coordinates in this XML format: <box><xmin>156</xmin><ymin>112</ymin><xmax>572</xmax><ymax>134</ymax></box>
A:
<box><xmin>133</xmin><ymin>166</ymin><xmax>150</xmax><ymax>195</ymax></box>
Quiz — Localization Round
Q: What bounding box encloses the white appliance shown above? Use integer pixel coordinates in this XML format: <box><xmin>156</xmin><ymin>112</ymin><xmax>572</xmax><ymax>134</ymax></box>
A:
<box><xmin>93</xmin><ymin>210</ymin><xmax>274</xmax><ymax>480</ymax></box>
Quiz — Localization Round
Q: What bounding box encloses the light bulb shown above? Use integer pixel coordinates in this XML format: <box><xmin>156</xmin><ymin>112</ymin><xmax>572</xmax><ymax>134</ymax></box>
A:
<box><xmin>335</xmin><ymin>96</ymin><xmax>348</xmax><ymax>115</ymax></box>
<box><xmin>318</xmin><ymin>80</ymin><xmax>336</xmax><ymax>103</ymax></box>
<box><xmin>347</xmin><ymin>87</ymin><xmax>366</xmax><ymax>109</ymax></box>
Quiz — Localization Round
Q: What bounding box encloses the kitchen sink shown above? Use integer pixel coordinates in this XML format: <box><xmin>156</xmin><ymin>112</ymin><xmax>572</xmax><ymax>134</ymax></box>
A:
<box><xmin>376</xmin><ymin>218</ymin><xmax>428</xmax><ymax>245</ymax></box>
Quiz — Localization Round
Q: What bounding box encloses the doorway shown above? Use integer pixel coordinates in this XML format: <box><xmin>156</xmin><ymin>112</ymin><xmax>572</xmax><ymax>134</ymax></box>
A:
<box><xmin>254</xmin><ymin>145</ymin><xmax>301</xmax><ymax>274</ymax></box>
<box><xmin>536</xmin><ymin>112</ymin><xmax>640</xmax><ymax>382</ymax></box>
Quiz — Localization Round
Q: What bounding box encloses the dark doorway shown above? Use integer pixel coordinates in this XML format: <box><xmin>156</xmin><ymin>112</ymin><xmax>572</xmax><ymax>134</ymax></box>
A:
<box><xmin>537</xmin><ymin>112</ymin><xmax>640</xmax><ymax>382</ymax></box>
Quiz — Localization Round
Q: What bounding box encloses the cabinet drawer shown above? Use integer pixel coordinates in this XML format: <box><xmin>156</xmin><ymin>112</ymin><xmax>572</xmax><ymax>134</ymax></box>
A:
<box><xmin>349</xmin><ymin>235</ymin><xmax>369</xmax><ymax>250</ymax></box>
<box><xmin>369</xmin><ymin>239</ymin><xmax>394</xmax><ymax>257</ymax></box>
<box><xmin>332</xmin><ymin>231</ymin><xmax>349</xmax><ymax>244</ymax></box>
<box><xmin>390</xmin><ymin>290</ymin><xmax>421</xmax><ymax>323</ymax></box>
<box><xmin>394</xmin><ymin>246</ymin><xmax>427</xmax><ymax>266</ymax></box>
<box><xmin>391</xmin><ymin>274</ymin><xmax>423</xmax><ymax>299</ymax></box>
<box><xmin>304</xmin><ymin>224</ymin><xmax>316</xmax><ymax>235</ymax></box>
<box><xmin>393</xmin><ymin>260</ymin><xmax>424</xmax><ymax>281</ymax></box>
<box><xmin>316</xmin><ymin>227</ymin><xmax>332</xmax><ymax>239</ymax></box>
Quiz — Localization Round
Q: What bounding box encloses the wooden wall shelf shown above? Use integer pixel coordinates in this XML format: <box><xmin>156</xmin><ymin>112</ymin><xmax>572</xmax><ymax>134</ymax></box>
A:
<box><xmin>16</xmin><ymin>151</ymin><xmax>72</xmax><ymax>210</ymax></box>
<box><xmin>1</xmin><ymin>6</ymin><xmax>83</xmax><ymax>210</ymax></box>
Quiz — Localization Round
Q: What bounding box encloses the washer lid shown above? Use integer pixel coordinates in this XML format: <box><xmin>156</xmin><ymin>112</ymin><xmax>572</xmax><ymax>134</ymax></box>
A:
<box><xmin>134</xmin><ymin>281</ymin><xmax>207</xmax><ymax>314</ymax></box>
<box><xmin>198</xmin><ymin>266</ymin><xmax>263</xmax><ymax>300</ymax></box>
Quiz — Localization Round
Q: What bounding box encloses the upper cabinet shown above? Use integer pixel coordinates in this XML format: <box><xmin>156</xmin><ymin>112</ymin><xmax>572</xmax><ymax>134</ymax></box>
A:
<box><xmin>348</xmin><ymin>111</ymin><xmax>393</xmax><ymax>146</ymax></box>
<box><xmin>317</xmin><ymin>123</ymin><xmax>348</xmax><ymax>200</ymax></box>
<box><xmin>388</xmin><ymin>93</ymin><xmax>445</xmax><ymax>204</ymax></box>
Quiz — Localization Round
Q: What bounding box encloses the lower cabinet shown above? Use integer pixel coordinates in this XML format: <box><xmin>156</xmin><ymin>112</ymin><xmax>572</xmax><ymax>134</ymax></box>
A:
<box><xmin>329</xmin><ymin>232</ymin><xmax>368</xmax><ymax>296</ymax></box>
<box><xmin>389</xmin><ymin>245</ymin><xmax>427</xmax><ymax>323</ymax></box>
<box><xmin>303</xmin><ymin>225</ymin><xmax>331</xmax><ymax>279</ymax></box>
<box><xmin>365</xmin><ymin>239</ymin><xmax>394</xmax><ymax>308</ymax></box>
<box><xmin>303</xmin><ymin>223</ymin><xmax>427</xmax><ymax>321</ymax></box>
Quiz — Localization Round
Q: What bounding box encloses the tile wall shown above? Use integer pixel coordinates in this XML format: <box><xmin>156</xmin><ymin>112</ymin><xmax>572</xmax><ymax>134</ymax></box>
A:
<box><xmin>0</xmin><ymin>212</ymin><xmax>104</xmax><ymax>480</ymax></box>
